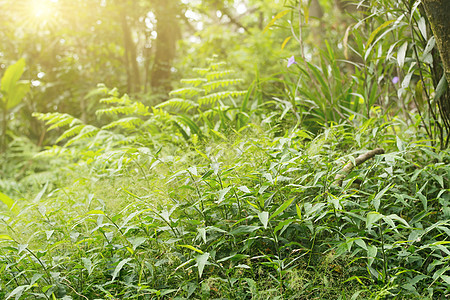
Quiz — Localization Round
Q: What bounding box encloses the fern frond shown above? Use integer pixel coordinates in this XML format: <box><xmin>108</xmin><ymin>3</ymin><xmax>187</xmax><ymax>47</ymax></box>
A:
<box><xmin>102</xmin><ymin>117</ymin><xmax>144</xmax><ymax>130</ymax></box>
<box><xmin>96</xmin><ymin>106</ymin><xmax>135</xmax><ymax>116</ymax></box>
<box><xmin>33</xmin><ymin>112</ymin><xmax>81</xmax><ymax>131</ymax></box>
<box><xmin>34</xmin><ymin>145</ymin><xmax>68</xmax><ymax>157</ymax></box>
<box><xmin>180</xmin><ymin>78</ymin><xmax>208</xmax><ymax>87</ymax></box>
<box><xmin>198</xmin><ymin>91</ymin><xmax>247</xmax><ymax>106</ymax></box>
<box><xmin>133</xmin><ymin>102</ymin><xmax>151</xmax><ymax>116</ymax></box>
<box><xmin>65</xmin><ymin>125</ymin><xmax>99</xmax><ymax>147</ymax></box>
<box><xmin>209</xmin><ymin>61</ymin><xmax>227</xmax><ymax>70</ymax></box>
<box><xmin>169</xmin><ymin>87</ymin><xmax>204</xmax><ymax>98</ymax></box>
<box><xmin>99</xmin><ymin>94</ymin><xmax>132</xmax><ymax>105</ymax></box>
<box><xmin>203</xmin><ymin>79</ymin><xmax>244</xmax><ymax>93</ymax></box>
<box><xmin>206</xmin><ymin>70</ymin><xmax>234</xmax><ymax>81</ymax></box>
<box><xmin>155</xmin><ymin>98</ymin><xmax>199</xmax><ymax>112</ymax></box>
<box><xmin>193</xmin><ymin>68</ymin><xmax>210</xmax><ymax>76</ymax></box>
<box><xmin>56</xmin><ymin>124</ymin><xmax>85</xmax><ymax>143</ymax></box>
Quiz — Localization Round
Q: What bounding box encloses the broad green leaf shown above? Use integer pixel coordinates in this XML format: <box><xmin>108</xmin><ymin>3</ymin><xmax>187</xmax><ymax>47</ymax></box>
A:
<box><xmin>367</xmin><ymin>245</ymin><xmax>377</xmax><ymax>266</ymax></box>
<box><xmin>128</xmin><ymin>236</ymin><xmax>147</xmax><ymax>250</ymax></box>
<box><xmin>216</xmin><ymin>187</ymin><xmax>231</xmax><ymax>204</ymax></box>
<box><xmin>6</xmin><ymin>285</ymin><xmax>27</xmax><ymax>300</ymax></box>
<box><xmin>396</xmin><ymin>136</ymin><xmax>404</xmax><ymax>152</ymax></box>
<box><xmin>355</xmin><ymin>238</ymin><xmax>367</xmax><ymax>251</ymax></box>
<box><xmin>0</xmin><ymin>191</ymin><xmax>15</xmax><ymax>211</ymax></box>
<box><xmin>433</xmin><ymin>74</ymin><xmax>448</xmax><ymax>106</ymax></box>
<box><xmin>441</xmin><ymin>275</ymin><xmax>450</xmax><ymax>285</ymax></box>
<box><xmin>269</xmin><ymin>197</ymin><xmax>294</xmax><ymax>220</ymax></box>
<box><xmin>196</xmin><ymin>252</ymin><xmax>210</xmax><ymax>278</ymax></box>
<box><xmin>5</xmin><ymin>81</ymin><xmax>30</xmax><ymax>110</ymax></box>
<box><xmin>237</xmin><ymin>186</ymin><xmax>251</xmax><ymax>193</ymax></box>
<box><xmin>230</xmin><ymin>225</ymin><xmax>260</xmax><ymax>235</ymax></box>
<box><xmin>1</xmin><ymin>58</ymin><xmax>26</xmax><ymax>95</ymax></box>
<box><xmin>258</xmin><ymin>211</ymin><xmax>269</xmax><ymax>229</ymax></box>
<box><xmin>296</xmin><ymin>204</ymin><xmax>302</xmax><ymax>220</ymax></box>
<box><xmin>397</xmin><ymin>42</ymin><xmax>408</xmax><ymax>68</ymax></box>
<box><xmin>188</xmin><ymin>166</ymin><xmax>197</xmax><ymax>176</ymax></box>
<box><xmin>372</xmin><ymin>184</ymin><xmax>394</xmax><ymax>211</ymax></box>
<box><xmin>366</xmin><ymin>212</ymin><xmax>384</xmax><ymax>231</ymax></box>
<box><xmin>198</xmin><ymin>227</ymin><xmax>207</xmax><ymax>243</ymax></box>
<box><xmin>81</xmin><ymin>257</ymin><xmax>94</xmax><ymax>275</ymax></box>
<box><xmin>111</xmin><ymin>258</ymin><xmax>132</xmax><ymax>282</ymax></box>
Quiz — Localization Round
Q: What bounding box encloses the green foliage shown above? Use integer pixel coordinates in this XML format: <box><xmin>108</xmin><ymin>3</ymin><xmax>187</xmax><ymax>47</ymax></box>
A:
<box><xmin>156</xmin><ymin>58</ymin><xmax>249</xmax><ymax>137</ymax></box>
<box><xmin>0</xmin><ymin>59</ymin><xmax>30</xmax><ymax>152</ymax></box>
<box><xmin>1</xmin><ymin>111</ymin><xmax>449</xmax><ymax>298</ymax></box>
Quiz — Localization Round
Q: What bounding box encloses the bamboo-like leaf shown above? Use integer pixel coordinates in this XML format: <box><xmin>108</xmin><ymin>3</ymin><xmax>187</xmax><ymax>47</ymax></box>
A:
<box><xmin>270</xmin><ymin>197</ymin><xmax>294</xmax><ymax>220</ymax></box>
<box><xmin>178</xmin><ymin>244</ymin><xmax>204</xmax><ymax>254</ymax></box>
<box><xmin>397</xmin><ymin>41</ymin><xmax>408</xmax><ymax>68</ymax></box>
<box><xmin>372</xmin><ymin>184</ymin><xmax>394</xmax><ymax>211</ymax></box>
<box><xmin>263</xmin><ymin>9</ymin><xmax>290</xmax><ymax>34</ymax></box>
<box><xmin>366</xmin><ymin>20</ymin><xmax>395</xmax><ymax>49</ymax></box>
<box><xmin>281</xmin><ymin>36</ymin><xmax>292</xmax><ymax>49</ymax></box>
<box><xmin>111</xmin><ymin>258</ymin><xmax>132</xmax><ymax>282</ymax></box>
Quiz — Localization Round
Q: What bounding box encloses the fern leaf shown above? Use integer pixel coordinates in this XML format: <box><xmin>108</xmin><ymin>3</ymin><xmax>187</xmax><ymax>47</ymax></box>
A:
<box><xmin>96</xmin><ymin>106</ymin><xmax>135</xmax><ymax>116</ymax></box>
<box><xmin>169</xmin><ymin>87</ymin><xmax>204</xmax><ymax>98</ymax></box>
<box><xmin>203</xmin><ymin>79</ymin><xmax>244</xmax><ymax>93</ymax></box>
<box><xmin>155</xmin><ymin>98</ymin><xmax>199</xmax><ymax>112</ymax></box>
<box><xmin>180</xmin><ymin>78</ymin><xmax>208</xmax><ymax>87</ymax></box>
<box><xmin>133</xmin><ymin>102</ymin><xmax>151</xmax><ymax>116</ymax></box>
<box><xmin>48</xmin><ymin>115</ymin><xmax>82</xmax><ymax>131</ymax></box>
<box><xmin>209</xmin><ymin>61</ymin><xmax>227</xmax><ymax>70</ymax></box>
<box><xmin>206</xmin><ymin>70</ymin><xmax>235</xmax><ymax>81</ymax></box>
<box><xmin>193</xmin><ymin>67</ymin><xmax>210</xmax><ymax>76</ymax></box>
<box><xmin>198</xmin><ymin>91</ymin><xmax>247</xmax><ymax>106</ymax></box>
<box><xmin>99</xmin><ymin>94</ymin><xmax>131</xmax><ymax>105</ymax></box>
<box><xmin>65</xmin><ymin>125</ymin><xmax>99</xmax><ymax>147</ymax></box>
<box><xmin>102</xmin><ymin>117</ymin><xmax>144</xmax><ymax>130</ymax></box>
<box><xmin>56</xmin><ymin>124</ymin><xmax>85</xmax><ymax>143</ymax></box>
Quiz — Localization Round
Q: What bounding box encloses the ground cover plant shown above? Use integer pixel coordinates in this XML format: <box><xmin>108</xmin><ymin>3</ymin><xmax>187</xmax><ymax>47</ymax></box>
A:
<box><xmin>0</xmin><ymin>0</ymin><xmax>449</xmax><ymax>299</ymax></box>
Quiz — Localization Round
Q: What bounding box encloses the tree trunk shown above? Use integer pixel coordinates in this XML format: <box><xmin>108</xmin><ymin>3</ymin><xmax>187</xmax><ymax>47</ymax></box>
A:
<box><xmin>150</xmin><ymin>0</ymin><xmax>179</xmax><ymax>95</ymax></box>
<box><xmin>120</xmin><ymin>7</ymin><xmax>141</xmax><ymax>94</ymax></box>
<box><xmin>422</xmin><ymin>0</ymin><xmax>450</xmax><ymax>84</ymax></box>
<box><xmin>422</xmin><ymin>0</ymin><xmax>450</xmax><ymax>147</ymax></box>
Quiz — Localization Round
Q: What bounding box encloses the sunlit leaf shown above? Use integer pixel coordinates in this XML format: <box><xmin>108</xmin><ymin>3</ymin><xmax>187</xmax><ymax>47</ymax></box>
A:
<box><xmin>196</xmin><ymin>252</ymin><xmax>210</xmax><ymax>278</ymax></box>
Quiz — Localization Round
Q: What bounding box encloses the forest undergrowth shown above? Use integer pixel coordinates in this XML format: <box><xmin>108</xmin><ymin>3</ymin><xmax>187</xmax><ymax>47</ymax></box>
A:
<box><xmin>0</xmin><ymin>106</ymin><xmax>449</xmax><ymax>299</ymax></box>
<box><xmin>1</xmin><ymin>0</ymin><xmax>450</xmax><ymax>299</ymax></box>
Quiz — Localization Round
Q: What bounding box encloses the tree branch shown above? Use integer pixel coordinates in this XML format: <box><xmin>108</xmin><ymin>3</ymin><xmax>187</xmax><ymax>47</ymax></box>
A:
<box><xmin>333</xmin><ymin>148</ymin><xmax>385</xmax><ymax>186</ymax></box>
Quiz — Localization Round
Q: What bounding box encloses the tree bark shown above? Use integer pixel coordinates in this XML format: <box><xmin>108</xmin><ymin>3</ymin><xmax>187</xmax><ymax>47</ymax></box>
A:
<box><xmin>150</xmin><ymin>0</ymin><xmax>179</xmax><ymax>95</ymax></box>
<box><xmin>422</xmin><ymin>0</ymin><xmax>450</xmax><ymax>84</ymax></box>
<box><xmin>422</xmin><ymin>0</ymin><xmax>450</xmax><ymax>147</ymax></box>
<box><xmin>120</xmin><ymin>9</ymin><xmax>141</xmax><ymax>94</ymax></box>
